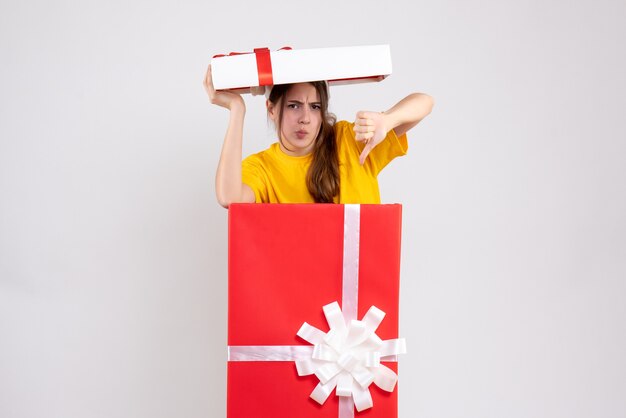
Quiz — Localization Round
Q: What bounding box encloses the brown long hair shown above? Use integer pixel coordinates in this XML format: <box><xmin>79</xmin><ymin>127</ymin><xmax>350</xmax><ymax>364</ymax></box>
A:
<box><xmin>268</xmin><ymin>82</ymin><xmax>339</xmax><ymax>203</ymax></box>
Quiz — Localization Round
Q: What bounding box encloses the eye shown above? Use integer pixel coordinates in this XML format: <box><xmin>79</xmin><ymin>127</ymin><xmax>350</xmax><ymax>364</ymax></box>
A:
<box><xmin>287</xmin><ymin>103</ymin><xmax>299</xmax><ymax>109</ymax></box>
<box><xmin>311</xmin><ymin>104</ymin><xmax>321</xmax><ymax>110</ymax></box>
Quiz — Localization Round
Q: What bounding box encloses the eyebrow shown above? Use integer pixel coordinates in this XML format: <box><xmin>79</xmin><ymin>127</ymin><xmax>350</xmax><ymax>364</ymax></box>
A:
<box><xmin>287</xmin><ymin>100</ymin><xmax>322</xmax><ymax>105</ymax></box>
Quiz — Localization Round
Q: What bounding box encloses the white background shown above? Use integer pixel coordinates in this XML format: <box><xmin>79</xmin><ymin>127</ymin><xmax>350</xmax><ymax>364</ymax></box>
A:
<box><xmin>1</xmin><ymin>0</ymin><xmax>625</xmax><ymax>417</ymax></box>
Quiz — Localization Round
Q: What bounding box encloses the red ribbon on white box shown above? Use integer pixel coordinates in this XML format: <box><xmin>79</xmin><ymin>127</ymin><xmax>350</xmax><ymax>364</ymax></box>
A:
<box><xmin>213</xmin><ymin>46</ymin><xmax>292</xmax><ymax>87</ymax></box>
<box><xmin>252</xmin><ymin>47</ymin><xmax>273</xmax><ymax>86</ymax></box>
<box><xmin>227</xmin><ymin>204</ymin><xmax>406</xmax><ymax>417</ymax></box>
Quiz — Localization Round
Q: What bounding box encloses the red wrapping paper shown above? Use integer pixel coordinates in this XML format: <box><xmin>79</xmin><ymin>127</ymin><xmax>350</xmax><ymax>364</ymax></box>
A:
<box><xmin>227</xmin><ymin>204</ymin><xmax>402</xmax><ymax>417</ymax></box>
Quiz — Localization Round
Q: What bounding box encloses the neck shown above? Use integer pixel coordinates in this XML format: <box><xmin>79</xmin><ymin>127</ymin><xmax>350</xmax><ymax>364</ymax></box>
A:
<box><xmin>278</xmin><ymin>139</ymin><xmax>314</xmax><ymax>157</ymax></box>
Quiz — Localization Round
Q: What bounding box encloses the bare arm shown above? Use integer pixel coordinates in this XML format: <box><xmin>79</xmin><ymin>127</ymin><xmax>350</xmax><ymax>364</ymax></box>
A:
<box><xmin>203</xmin><ymin>65</ymin><xmax>256</xmax><ymax>208</ymax></box>
<box><xmin>383</xmin><ymin>93</ymin><xmax>434</xmax><ymax>137</ymax></box>
<box><xmin>354</xmin><ymin>93</ymin><xmax>435</xmax><ymax>164</ymax></box>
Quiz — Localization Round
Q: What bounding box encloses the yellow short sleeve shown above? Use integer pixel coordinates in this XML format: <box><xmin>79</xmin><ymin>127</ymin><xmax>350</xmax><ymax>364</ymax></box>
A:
<box><xmin>336</xmin><ymin>121</ymin><xmax>408</xmax><ymax>176</ymax></box>
<box><xmin>242</xmin><ymin>156</ymin><xmax>268</xmax><ymax>203</ymax></box>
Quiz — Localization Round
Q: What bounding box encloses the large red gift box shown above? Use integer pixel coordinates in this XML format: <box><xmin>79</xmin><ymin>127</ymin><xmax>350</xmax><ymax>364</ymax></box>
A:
<box><xmin>227</xmin><ymin>204</ymin><xmax>404</xmax><ymax>417</ymax></box>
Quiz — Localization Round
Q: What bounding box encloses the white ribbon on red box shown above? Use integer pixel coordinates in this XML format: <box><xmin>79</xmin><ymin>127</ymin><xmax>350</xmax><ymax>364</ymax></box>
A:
<box><xmin>295</xmin><ymin>301</ymin><xmax>406</xmax><ymax>412</ymax></box>
<box><xmin>227</xmin><ymin>204</ymin><xmax>406</xmax><ymax>417</ymax></box>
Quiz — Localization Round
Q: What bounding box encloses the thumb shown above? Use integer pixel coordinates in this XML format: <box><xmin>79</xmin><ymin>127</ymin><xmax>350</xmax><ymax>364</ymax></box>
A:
<box><xmin>359</xmin><ymin>141</ymin><xmax>374</xmax><ymax>165</ymax></box>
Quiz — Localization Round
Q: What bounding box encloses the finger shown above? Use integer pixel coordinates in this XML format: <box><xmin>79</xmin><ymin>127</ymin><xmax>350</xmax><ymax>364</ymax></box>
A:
<box><xmin>357</xmin><ymin>111</ymin><xmax>377</xmax><ymax>120</ymax></box>
<box><xmin>204</xmin><ymin>68</ymin><xmax>219</xmax><ymax>100</ymax></box>
<box><xmin>359</xmin><ymin>142</ymin><xmax>374</xmax><ymax>165</ymax></box>
<box><xmin>205</xmin><ymin>66</ymin><xmax>219</xmax><ymax>97</ymax></box>
<box><xmin>353</xmin><ymin>124</ymin><xmax>375</xmax><ymax>134</ymax></box>
<box><xmin>355</xmin><ymin>131</ymin><xmax>374</xmax><ymax>141</ymax></box>
<box><xmin>204</xmin><ymin>64</ymin><xmax>212</xmax><ymax>86</ymax></box>
<box><xmin>355</xmin><ymin>117</ymin><xmax>375</xmax><ymax>126</ymax></box>
<box><xmin>355</xmin><ymin>131</ymin><xmax>374</xmax><ymax>142</ymax></box>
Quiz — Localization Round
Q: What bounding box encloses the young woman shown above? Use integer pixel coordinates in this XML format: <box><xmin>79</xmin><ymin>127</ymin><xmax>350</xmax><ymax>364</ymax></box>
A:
<box><xmin>203</xmin><ymin>65</ymin><xmax>434</xmax><ymax>207</ymax></box>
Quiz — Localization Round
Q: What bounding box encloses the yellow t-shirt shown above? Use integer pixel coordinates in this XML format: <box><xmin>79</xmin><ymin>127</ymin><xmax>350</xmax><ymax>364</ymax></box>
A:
<box><xmin>241</xmin><ymin>120</ymin><xmax>408</xmax><ymax>203</ymax></box>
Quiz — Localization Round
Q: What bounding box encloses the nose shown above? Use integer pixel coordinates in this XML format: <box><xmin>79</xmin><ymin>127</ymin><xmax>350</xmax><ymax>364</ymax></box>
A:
<box><xmin>299</xmin><ymin>106</ymin><xmax>310</xmax><ymax>124</ymax></box>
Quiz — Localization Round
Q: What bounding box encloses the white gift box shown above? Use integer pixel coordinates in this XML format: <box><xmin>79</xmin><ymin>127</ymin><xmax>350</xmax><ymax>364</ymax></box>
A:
<box><xmin>210</xmin><ymin>45</ymin><xmax>392</xmax><ymax>93</ymax></box>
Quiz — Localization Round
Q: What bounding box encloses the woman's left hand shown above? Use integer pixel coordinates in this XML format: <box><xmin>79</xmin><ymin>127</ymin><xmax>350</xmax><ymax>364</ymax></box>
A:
<box><xmin>353</xmin><ymin>111</ymin><xmax>389</xmax><ymax>165</ymax></box>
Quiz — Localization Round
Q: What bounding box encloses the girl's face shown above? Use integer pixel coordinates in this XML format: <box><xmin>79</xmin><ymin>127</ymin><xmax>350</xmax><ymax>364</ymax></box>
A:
<box><xmin>269</xmin><ymin>83</ymin><xmax>322</xmax><ymax>156</ymax></box>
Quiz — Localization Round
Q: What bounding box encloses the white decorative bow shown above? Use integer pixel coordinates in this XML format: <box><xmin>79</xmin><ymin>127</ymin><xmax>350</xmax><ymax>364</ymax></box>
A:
<box><xmin>295</xmin><ymin>301</ymin><xmax>407</xmax><ymax>412</ymax></box>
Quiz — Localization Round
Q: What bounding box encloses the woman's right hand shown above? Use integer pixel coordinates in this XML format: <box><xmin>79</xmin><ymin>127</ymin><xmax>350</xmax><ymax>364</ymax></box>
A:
<box><xmin>203</xmin><ymin>64</ymin><xmax>245</xmax><ymax>111</ymax></box>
